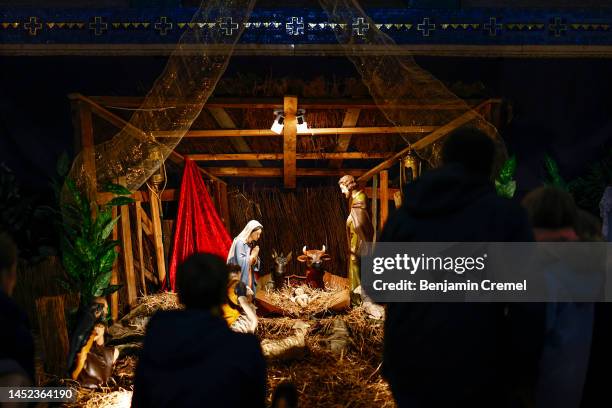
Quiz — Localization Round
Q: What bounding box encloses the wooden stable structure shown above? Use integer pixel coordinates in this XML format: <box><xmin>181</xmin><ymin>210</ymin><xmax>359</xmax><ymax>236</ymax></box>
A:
<box><xmin>69</xmin><ymin>92</ymin><xmax>501</xmax><ymax>319</ymax></box>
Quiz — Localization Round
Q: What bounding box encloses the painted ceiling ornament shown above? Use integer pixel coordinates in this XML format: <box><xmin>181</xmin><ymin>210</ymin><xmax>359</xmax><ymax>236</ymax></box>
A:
<box><xmin>89</xmin><ymin>16</ymin><xmax>108</xmax><ymax>36</ymax></box>
<box><xmin>154</xmin><ymin>16</ymin><xmax>173</xmax><ymax>36</ymax></box>
<box><xmin>24</xmin><ymin>16</ymin><xmax>42</xmax><ymax>36</ymax></box>
<box><xmin>352</xmin><ymin>17</ymin><xmax>369</xmax><ymax>36</ymax></box>
<box><xmin>417</xmin><ymin>17</ymin><xmax>435</xmax><ymax>37</ymax></box>
<box><xmin>286</xmin><ymin>17</ymin><xmax>304</xmax><ymax>35</ymax></box>
<box><xmin>219</xmin><ymin>16</ymin><xmax>239</xmax><ymax>36</ymax></box>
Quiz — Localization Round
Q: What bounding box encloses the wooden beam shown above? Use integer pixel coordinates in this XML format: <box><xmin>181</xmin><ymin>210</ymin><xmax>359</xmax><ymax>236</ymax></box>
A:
<box><xmin>207</xmin><ymin>107</ymin><xmax>262</xmax><ymax>168</ymax></box>
<box><xmin>283</xmin><ymin>96</ymin><xmax>298</xmax><ymax>188</ymax></box>
<box><xmin>371</xmin><ymin>174</ymin><xmax>378</xmax><ymax>241</ymax></box>
<box><xmin>186</xmin><ymin>152</ymin><xmax>392</xmax><ymax>161</ymax></box>
<box><xmin>380</xmin><ymin>171</ymin><xmax>389</xmax><ymax>228</ymax></box>
<box><xmin>67</xmin><ymin>93</ymin><xmax>225</xmax><ymax>185</ymax></box>
<box><xmin>77</xmin><ymin>102</ymin><xmax>97</xmax><ymax>203</ymax></box>
<box><xmin>102</xmin><ymin>186</ymin><xmax>394</xmax><ymax>203</ymax></box>
<box><xmin>135</xmin><ymin>201</ymin><xmax>147</xmax><ymax>296</ymax></box>
<box><xmin>190</xmin><ymin>153</ymin><xmax>282</xmax><ymax>161</ymax></box>
<box><xmin>148</xmin><ymin>187</ymin><xmax>167</xmax><ymax>286</ymax></box>
<box><xmin>205</xmin><ymin>167</ymin><xmax>366</xmax><ymax>177</ymax></box>
<box><xmin>120</xmin><ymin>201</ymin><xmax>137</xmax><ymax>307</ymax></box>
<box><xmin>88</xmin><ymin>95</ymin><xmax>500</xmax><ymax>111</ymax></box>
<box><xmin>357</xmin><ymin>102</ymin><xmax>489</xmax><ymax>183</ymax></box>
<box><xmin>330</xmin><ymin>108</ymin><xmax>361</xmax><ymax>168</ymax></box>
<box><xmin>110</xmin><ymin>206</ymin><xmax>119</xmax><ymax>321</ymax></box>
<box><xmin>97</xmin><ymin>189</ymin><xmax>179</xmax><ymax>205</ymax></box>
<box><xmin>139</xmin><ymin>206</ymin><xmax>154</xmax><ymax>238</ymax></box>
<box><xmin>218</xmin><ymin>182</ymin><xmax>230</xmax><ymax>231</ymax></box>
<box><xmin>154</xmin><ymin>125</ymin><xmax>436</xmax><ymax>138</ymax></box>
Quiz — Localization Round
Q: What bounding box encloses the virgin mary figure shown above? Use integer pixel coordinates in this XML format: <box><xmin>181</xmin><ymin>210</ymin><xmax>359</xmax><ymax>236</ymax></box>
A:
<box><xmin>226</xmin><ymin>220</ymin><xmax>263</xmax><ymax>294</ymax></box>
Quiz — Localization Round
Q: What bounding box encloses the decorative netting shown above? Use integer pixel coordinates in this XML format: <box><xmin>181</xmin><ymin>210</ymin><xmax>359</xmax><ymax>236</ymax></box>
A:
<box><xmin>64</xmin><ymin>0</ymin><xmax>505</xmax><ymax>195</ymax></box>
<box><xmin>64</xmin><ymin>0</ymin><xmax>256</xmax><ymax>199</ymax></box>
<box><xmin>318</xmin><ymin>0</ymin><xmax>506</xmax><ymax>173</ymax></box>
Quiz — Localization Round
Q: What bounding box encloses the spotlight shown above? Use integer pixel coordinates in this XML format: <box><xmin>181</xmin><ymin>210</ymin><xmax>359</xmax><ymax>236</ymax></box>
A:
<box><xmin>296</xmin><ymin>115</ymin><xmax>308</xmax><ymax>133</ymax></box>
<box><xmin>271</xmin><ymin>110</ymin><xmax>284</xmax><ymax>134</ymax></box>
<box><xmin>296</xmin><ymin>109</ymin><xmax>308</xmax><ymax>133</ymax></box>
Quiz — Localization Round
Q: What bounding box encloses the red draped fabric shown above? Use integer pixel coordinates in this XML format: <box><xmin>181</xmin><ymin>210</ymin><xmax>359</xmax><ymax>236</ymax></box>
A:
<box><xmin>167</xmin><ymin>159</ymin><xmax>232</xmax><ymax>291</ymax></box>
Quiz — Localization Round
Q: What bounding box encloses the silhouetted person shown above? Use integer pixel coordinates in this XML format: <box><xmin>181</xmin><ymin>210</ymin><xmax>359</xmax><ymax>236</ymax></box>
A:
<box><xmin>577</xmin><ymin>209</ymin><xmax>612</xmax><ymax>408</ymax></box>
<box><xmin>0</xmin><ymin>233</ymin><xmax>35</xmax><ymax>385</ymax></box>
<box><xmin>523</xmin><ymin>188</ymin><xmax>596</xmax><ymax>408</ymax></box>
<box><xmin>132</xmin><ymin>253</ymin><xmax>266</xmax><ymax>408</ymax></box>
<box><xmin>380</xmin><ymin>127</ymin><xmax>541</xmax><ymax>408</ymax></box>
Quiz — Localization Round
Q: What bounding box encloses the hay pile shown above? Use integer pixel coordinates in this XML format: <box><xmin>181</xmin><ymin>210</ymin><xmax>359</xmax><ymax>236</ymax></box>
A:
<box><xmin>262</xmin><ymin>285</ymin><xmax>346</xmax><ymax>317</ymax></box>
<box><xmin>65</xmin><ymin>295</ymin><xmax>395</xmax><ymax>407</ymax></box>
<box><xmin>259</xmin><ymin>307</ymin><xmax>394</xmax><ymax>407</ymax></box>
<box><xmin>71</xmin><ymin>389</ymin><xmax>133</xmax><ymax>408</ymax></box>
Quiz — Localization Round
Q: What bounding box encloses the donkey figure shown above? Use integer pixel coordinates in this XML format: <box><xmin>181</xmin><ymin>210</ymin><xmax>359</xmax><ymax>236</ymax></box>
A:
<box><xmin>271</xmin><ymin>250</ymin><xmax>292</xmax><ymax>289</ymax></box>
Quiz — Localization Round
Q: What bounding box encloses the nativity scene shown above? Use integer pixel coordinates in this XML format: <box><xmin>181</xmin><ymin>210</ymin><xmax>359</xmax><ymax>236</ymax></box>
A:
<box><xmin>1</xmin><ymin>1</ymin><xmax>611</xmax><ymax>408</ymax></box>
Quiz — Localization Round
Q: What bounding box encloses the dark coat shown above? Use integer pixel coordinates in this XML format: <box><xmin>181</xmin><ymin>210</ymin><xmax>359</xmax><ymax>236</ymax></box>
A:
<box><xmin>0</xmin><ymin>290</ymin><xmax>35</xmax><ymax>381</ymax></box>
<box><xmin>132</xmin><ymin>309</ymin><xmax>266</xmax><ymax>408</ymax></box>
<box><xmin>380</xmin><ymin>164</ymin><xmax>542</xmax><ymax>406</ymax></box>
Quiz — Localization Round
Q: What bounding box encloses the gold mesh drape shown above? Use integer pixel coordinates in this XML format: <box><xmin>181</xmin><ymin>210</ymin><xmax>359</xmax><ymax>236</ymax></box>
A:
<box><xmin>318</xmin><ymin>0</ymin><xmax>506</xmax><ymax>172</ymax></box>
<box><xmin>66</xmin><ymin>0</ymin><xmax>507</xmax><ymax>200</ymax></box>
<box><xmin>66</xmin><ymin>0</ymin><xmax>256</xmax><ymax>198</ymax></box>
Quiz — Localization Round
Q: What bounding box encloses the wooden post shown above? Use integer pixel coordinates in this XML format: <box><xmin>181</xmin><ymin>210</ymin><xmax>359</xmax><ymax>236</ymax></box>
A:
<box><xmin>218</xmin><ymin>182</ymin><xmax>230</xmax><ymax>231</ymax></box>
<box><xmin>35</xmin><ymin>296</ymin><xmax>69</xmax><ymax>377</ymax></box>
<box><xmin>371</xmin><ymin>174</ymin><xmax>378</xmax><ymax>241</ymax></box>
<box><xmin>119</xmin><ymin>200</ymin><xmax>137</xmax><ymax>307</ymax></box>
<box><xmin>380</xmin><ymin>170</ymin><xmax>389</xmax><ymax>228</ymax></box>
<box><xmin>71</xmin><ymin>101</ymin><xmax>97</xmax><ymax>203</ymax></box>
<box><xmin>283</xmin><ymin>96</ymin><xmax>298</xmax><ymax>188</ymax></box>
<box><xmin>110</xmin><ymin>206</ymin><xmax>119</xmax><ymax>321</ymax></box>
<box><xmin>135</xmin><ymin>201</ymin><xmax>147</xmax><ymax>296</ymax></box>
<box><xmin>149</xmin><ymin>187</ymin><xmax>167</xmax><ymax>287</ymax></box>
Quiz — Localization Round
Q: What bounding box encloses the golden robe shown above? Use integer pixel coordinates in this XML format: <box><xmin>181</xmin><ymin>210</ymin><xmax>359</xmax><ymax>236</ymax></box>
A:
<box><xmin>346</xmin><ymin>189</ymin><xmax>374</xmax><ymax>305</ymax></box>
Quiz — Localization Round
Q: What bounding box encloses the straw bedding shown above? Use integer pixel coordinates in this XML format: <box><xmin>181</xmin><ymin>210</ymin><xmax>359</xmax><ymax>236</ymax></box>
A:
<box><xmin>63</xmin><ymin>293</ymin><xmax>395</xmax><ymax>407</ymax></box>
<box><xmin>261</xmin><ymin>284</ymin><xmax>346</xmax><ymax>317</ymax></box>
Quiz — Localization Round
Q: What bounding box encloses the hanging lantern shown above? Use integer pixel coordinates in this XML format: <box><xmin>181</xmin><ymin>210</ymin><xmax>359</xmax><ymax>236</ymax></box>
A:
<box><xmin>146</xmin><ymin>145</ymin><xmax>166</xmax><ymax>192</ymax></box>
<box><xmin>400</xmin><ymin>150</ymin><xmax>420</xmax><ymax>187</ymax></box>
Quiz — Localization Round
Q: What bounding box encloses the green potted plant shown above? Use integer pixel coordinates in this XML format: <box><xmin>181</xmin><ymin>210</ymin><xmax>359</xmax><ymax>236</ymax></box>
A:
<box><xmin>60</xmin><ymin>180</ymin><xmax>135</xmax><ymax>310</ymax></box>
<box><xmin>495</xmin><ymin>155</ymin><xmax>517</xmax><ymax>199</ymax></box>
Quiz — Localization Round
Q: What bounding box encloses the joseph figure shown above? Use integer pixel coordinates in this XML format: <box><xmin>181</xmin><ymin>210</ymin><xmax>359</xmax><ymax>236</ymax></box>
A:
<box><xmin>339</xmin><ymin>175</ymin><xmax>374</xmax><ymax>306</ymax></box>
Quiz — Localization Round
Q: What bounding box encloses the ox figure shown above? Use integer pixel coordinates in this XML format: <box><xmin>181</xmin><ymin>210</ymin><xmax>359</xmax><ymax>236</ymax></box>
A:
<box><xmin>297</xmin><ymin>245</ymin><xmax>331</xmax><ymax>289</ymax></box>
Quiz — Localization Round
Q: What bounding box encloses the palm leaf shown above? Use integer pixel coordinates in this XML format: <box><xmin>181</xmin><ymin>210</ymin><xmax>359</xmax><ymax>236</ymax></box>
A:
<box><xmin>495</xmin><ymin>155</ymin><xmax>517</xmax><ymax>198</ymax></box>
<box><xmin>105</xmin><ymin>196</ymin><xmax>136</xmax><ymax>207</ymax></box>
<box><xmin>93</xmin><ymin>271</ymin><xmax>112</xmax><ymax>297</ymax></box>
<box><xmin>544</xmin><ymin>154</ymin><xmax>568</xmax><ymax>190</ymax></box>
<box><xmin>497</xmin><ymin>155</ymin><xmax>517</xmax><ymax>184</ymax></box>
<box><xmin>101</xmin><ymin>183</ymin><xmax>132</xmax><ymax>196</ymax></box>
<box><xmin>98</xmin><ymin>246</ymin><xmax>118</xmax><ymax>275</ymax></box>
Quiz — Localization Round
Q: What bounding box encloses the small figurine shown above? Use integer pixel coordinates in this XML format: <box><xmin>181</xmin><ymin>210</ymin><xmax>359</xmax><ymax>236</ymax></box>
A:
<box><xmin>291</xmin><ymin>287</ymin><xmax>310</xmax><ymax>308</ymax></box>
<box><xmin>226</xmin><ymin>220</ymin><xmax>263</xmax><ymax>294</ymax></box>
<box><xmin>222</xmin><ymin>264</ymin><xmax>258</xmax><ymax>333</ymax></box>
<box><xmin>297</xmin><ymin>245</ymin><xmax>331</xmax><ymax>289</ymax></box>
<box><xmin>338</xmin><ymin>175</ymin><xmax>374</xmax><ymax>305</ymax></box>
<box><xmin>271</xmin><ymin>250</ymin><xmax>292</xmax><ymax>289</ymax></box>
<box><xmin>67</xmin><ymin>297</ymin><xmax>118</xmax><ymax>388</ymax></box>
